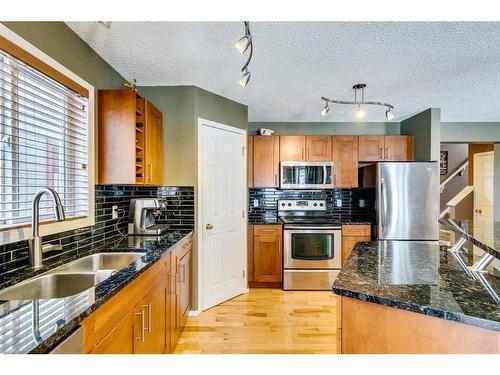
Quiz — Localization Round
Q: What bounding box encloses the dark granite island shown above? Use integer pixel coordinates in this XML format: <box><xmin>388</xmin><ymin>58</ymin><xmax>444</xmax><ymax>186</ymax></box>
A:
<box><xmin>332</xmin><ymin>240</ymin><xmax>500</xmax><ymax>354</ymax></box>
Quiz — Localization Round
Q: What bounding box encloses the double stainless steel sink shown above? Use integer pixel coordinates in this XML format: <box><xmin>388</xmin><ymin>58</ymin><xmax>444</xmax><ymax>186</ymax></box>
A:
<box><xmin>0</xmin><ymin>252</ymin><xmax>144</xmax><ymax>301</ymax></box>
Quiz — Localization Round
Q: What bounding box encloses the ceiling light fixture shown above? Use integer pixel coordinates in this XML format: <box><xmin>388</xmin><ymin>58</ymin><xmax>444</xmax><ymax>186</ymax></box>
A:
<box><xmin>235</xmin><ymin>21</ymin><xmax>253</xmax><ymax>88</ymax></box>
<box><xmin>320</xmin><ymin>102</ymin><xmax>330</xmax><ymax>117</ymax></box>
<box><xmin>320</xmin><ymin>84</ymin><xmax>394</xmax><ymax>120</ymax></box>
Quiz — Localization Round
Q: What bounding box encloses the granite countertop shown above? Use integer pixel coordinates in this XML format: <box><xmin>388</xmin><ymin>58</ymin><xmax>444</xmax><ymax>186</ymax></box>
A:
<box><xmin>439</xmin><ymin>218</ymin><xmax>500</xmax><ymax>260</ymax></box>
<box><xmin>0</xmin><ymin>231</ymin><xmax>193</xmax><ymax>354</ymax></box>
<box><xmin>332</xmin><ymin>240</ymin><xmax>500</xmax><ymax>332</ymax></box>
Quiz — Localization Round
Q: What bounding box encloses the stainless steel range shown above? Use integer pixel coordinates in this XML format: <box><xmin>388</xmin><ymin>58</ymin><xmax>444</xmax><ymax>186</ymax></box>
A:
<box><xmin>279</xmin><ymin>199</ymin><xmax>342</xmax><ymax>290</ymax></box>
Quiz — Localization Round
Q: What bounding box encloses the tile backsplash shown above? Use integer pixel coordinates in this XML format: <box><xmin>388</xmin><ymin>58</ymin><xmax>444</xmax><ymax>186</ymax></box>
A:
<box><xmin>248</xmin><ymin>188</ymin><xmax>375</xmax><ymax>224</ymax></box>
<box><xmin>0</xmin><ymin>185</ymin><xmax>194</xmax><ymax>277</ymax></box>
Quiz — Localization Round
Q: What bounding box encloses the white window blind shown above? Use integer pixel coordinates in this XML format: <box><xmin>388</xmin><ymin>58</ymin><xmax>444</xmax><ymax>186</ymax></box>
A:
<box><xmin>0</xmin><ymin>48</ymin><xmax>89</xmax><ymax>229</ymax></box>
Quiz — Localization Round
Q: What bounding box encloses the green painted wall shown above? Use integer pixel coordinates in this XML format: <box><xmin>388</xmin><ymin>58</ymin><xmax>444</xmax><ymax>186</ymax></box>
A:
<box><xmin>138</xmin><ymin>85</ymin><xmax>248</xmax><ymax>311</ymax></box>
<box><xmin>248</xmin><ymin>122</ymin><xmax>399</xmax><ymax>135</ymax></box>
<box><xmin>195</xmin><ymin>87</ymin><xmax>248</xmax><ymax>131</ymax></box>
<box><xmin>137</xmin><ymin>86</ymin><xmax>196</xmax><ymax>186</ymax></box>
<box><xmin>2</xmin><ymin>22</ymin><xmax>125</xmax><ymax>90</ymax></box>
<box><xmin>401</xmin><ymin>108</ymin><xmax>441</xmax><ymax>161</ymax></box>
<box><xmin>441</xmin><ymin>122</ymin><xmax>500</xmax><ymax>143</ymax></box>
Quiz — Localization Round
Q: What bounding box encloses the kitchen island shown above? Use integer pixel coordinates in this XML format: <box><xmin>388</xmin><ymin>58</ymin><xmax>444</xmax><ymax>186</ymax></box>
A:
<box><xmin>332</xmin><ymin>240</ymin><xmax>500</xmax><ymax>354</ymax></box>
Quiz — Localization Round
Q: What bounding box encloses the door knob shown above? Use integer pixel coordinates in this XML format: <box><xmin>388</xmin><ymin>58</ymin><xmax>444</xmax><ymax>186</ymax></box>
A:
<box><xmin>475</xmin><ymin>209</ymin><xmax>482</xmax><ymax>214</ymax></box>
<box><xmin>205</xmin><ymin>224</ymin><xmax>214</xmax><ymax>230</ymax></box>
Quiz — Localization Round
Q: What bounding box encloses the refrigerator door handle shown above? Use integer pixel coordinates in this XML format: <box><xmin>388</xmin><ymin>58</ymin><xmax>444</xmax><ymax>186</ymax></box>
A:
<box><xmin>380</xmin><ymin>177</ymin><xmax>387</xmax><ymax>235</ymax></box>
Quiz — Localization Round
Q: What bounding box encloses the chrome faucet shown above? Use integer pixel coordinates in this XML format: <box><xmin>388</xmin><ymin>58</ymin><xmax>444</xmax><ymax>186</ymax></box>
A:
<box><xmin>29</xmin><ymin>188</ymin><xmax>66</xmax><ymax>269</ymax></box>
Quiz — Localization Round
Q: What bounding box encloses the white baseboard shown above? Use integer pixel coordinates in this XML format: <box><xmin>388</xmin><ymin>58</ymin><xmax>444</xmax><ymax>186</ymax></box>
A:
<box><xmin>188</xmin><ymin>308</ymin><xmax>202</xmax><ymax>317</ymax></box>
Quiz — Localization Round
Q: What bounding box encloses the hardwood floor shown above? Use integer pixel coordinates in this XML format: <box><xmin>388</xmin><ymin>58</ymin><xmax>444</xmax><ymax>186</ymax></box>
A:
<box><xmin>173</xmin><ymin>288</ymin><xmax>339</xmax><ymax>354</ymax></box>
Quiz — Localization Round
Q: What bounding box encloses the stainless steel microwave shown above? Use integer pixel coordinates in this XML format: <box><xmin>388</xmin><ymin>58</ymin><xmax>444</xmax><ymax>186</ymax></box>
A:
<box><xmin>280</xmin><ymin>161</ymin><xmax>334</xmax><ymax>189</ymax></box>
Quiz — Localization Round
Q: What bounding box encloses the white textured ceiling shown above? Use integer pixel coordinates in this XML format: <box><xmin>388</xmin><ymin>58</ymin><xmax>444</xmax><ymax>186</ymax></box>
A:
<box><xmin>67</xmin><ymin>22</ymin><xmax>500</xmax><ymax>122</ymax></box>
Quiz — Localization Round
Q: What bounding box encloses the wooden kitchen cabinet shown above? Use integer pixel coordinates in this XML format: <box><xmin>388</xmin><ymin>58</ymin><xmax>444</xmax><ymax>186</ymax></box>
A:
<box><xmin>253</xmin><ymin>225</ymin><xmax>283</xmax><ymax>283</ymax></box>
<box><xmin>280</xmin><ymin>135</ymin><xmax>306</xmax><ymax>161</ymax></box>
<box><xmin>332</xmin><ymin>136</ymin><xmax>359</xmax><ymax>188</ymax></box>
<box><xmin>279</xmin><ymin>135</ymin><xmax>332</xmax><ymax>161</ymax></box>
<box><xmin>383</xmin><ymin>135</ymin><xmax>414</xmax><ymax>161</ymax></box>
<box><xmin>136</xmin><ymin>278</ymin><xmax>167</xmax><ymax>354</ymax></box>
<box><xmin>341</xmin><ymin>224</ymin><xmax>371</xmax><ymax>264</ymax></box>
<box><xmin>359</xmin><ymin>135</ymin><xmax>414</xmax><ymax>162</ymax></box>
<box><xmin>306</xmin><ymin>136</ymin><xmax>332</xmax><ymax>161</ymax></box>
<box><xmin>171</xmin><ymin>237</ymin><xmax>193</xmax><ymax>346</ymax></box>
<box><xmin>90</xmin><ymin>310</ymin><xmax>136</xmax><ymax>354</ymax></box>
<box><xmin>358</xmin><ymin>136</ymin><xmax>385</xmax><ymax>162</ymax></box>
<box><xmin>98</xmin><ymin>89</ymin><xmax>163</xmax><ymax>185</ymax></box>
<box><xmin>144</xmin><ymin>101</ymin><xmax>163</xmax><ymax>185</ymax></box>
<box><xmin>83</xmin><ymin>233</ymin><xmax>193</xmax><ymax>354</ymax></box>
<box><xmin>253</xmin><ymin>136</ymin><xmax>280</xmax><ymax>187</ymax></box>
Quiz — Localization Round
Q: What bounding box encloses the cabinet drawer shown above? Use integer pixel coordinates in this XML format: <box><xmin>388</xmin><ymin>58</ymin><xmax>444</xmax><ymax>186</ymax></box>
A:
<box><xmin>254</xmin><ymin>225</ymin><xmax>283</xmax><ymax>236</ymax></box>
<box><xmin>342</xmin><ymin>225</ymin><xmax>371</xmax><ymax>237</ymax></box>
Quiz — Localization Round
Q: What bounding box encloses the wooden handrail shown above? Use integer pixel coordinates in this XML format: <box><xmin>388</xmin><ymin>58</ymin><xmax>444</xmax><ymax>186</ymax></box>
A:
<box><xmin>440</xmin><ymin>160</ymin><xmax>468</xmax><ymax>192</ymax></box>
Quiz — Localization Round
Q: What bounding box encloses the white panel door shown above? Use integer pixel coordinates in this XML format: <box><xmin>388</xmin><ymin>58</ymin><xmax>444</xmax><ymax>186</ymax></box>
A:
<box><xmin>473</xmin><ymin>151</ymin><xmax>494</xmax><ymax>257</ymax></box>
<box><xmin>200</xmin><ymin>120</ymin><xmax>246</xmax><ymax>310</ymax></box>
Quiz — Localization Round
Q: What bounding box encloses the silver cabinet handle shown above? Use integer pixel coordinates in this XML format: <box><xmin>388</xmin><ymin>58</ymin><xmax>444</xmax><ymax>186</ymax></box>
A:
<box><xmin>135</xmin><ymin>311</ymin><xmax>145</xmax><ymax>342</ymax></box>
<box><xmin>142</xmin><ymin>303</ymin><xmax>152</xmax><ymax>332</ymax></box>
<box><xmin>274</xmin><ymin>174</ymin><xmax>278</xmax><ymax>186</ymax></box>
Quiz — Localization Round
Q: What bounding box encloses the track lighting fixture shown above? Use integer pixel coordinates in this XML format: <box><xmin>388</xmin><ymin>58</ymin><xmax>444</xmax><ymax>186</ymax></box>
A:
<box><xmin>320</xmin><ymin>83</ymin><xmax>394</xmax><ymax>120</ymax></box>
<box><xmin>235</xmin><ymin>21</ymin><xmax>253</xmax><ymax>88</ymax></box>
<box><xmin>385</xmin><ymin>108</ymin><xmax>394</xmax><ymax>121</ymax></box>
<box><xmin>320</xmin><ymin>102</ymin><xmax>330</xmax><ymax>117</ymax></box>
<box><xmin>239</xmin><ymin>68</ymin><xmax>251</xmax><ymax>87</ymax></box>
<box><xmin>235</xmin><ymin>34</ymin><xmax>252</xmax><ymax>54</ymax></box>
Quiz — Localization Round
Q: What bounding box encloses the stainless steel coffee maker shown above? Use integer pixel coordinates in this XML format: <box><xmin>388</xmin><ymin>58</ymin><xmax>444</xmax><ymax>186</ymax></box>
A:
<box><xmin>128</xmin><ymin>199</ymin><xmax>169</xmax><ymax>235</ymax></box>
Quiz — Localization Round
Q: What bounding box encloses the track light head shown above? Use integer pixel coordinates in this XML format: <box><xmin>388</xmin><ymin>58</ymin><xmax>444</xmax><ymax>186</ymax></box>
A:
<box><xmin>355</xmin><ymin>105</ymin><xmax>365</xmax><ymax>119</ymax></box>
<box><xmin>320</xmin><ymin>103</ymin><xmax>330</xmax><ymax>117</ymax></box>
<box><xmin>239</xmin><ymin>69</ymin><xmax>251</xmax><ymax>87</ymax></box>
<box><xmin>385</xmin><ymin>108</ymin><xmax>394</xmax><ymax>121</ymax></box>
<box><xmin>235</xmin><ymin>35</ymin><xmax>252</xmax><ymax>54</ymax></box>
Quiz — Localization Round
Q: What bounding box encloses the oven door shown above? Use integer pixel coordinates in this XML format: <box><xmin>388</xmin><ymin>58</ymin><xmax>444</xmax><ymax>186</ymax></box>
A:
<box><xmin>280</xmin><ymin>161</ymin><xmax>334</xmax><ymax>189</ymax></box>
<box><xmin>284</xmin><ymin>227</ymin><xmax>342</xmax><ymax>269</ymax></box>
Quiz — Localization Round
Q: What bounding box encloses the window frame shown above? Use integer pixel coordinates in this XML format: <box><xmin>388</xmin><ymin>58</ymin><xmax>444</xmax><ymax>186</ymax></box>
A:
<box><xmin>0</xmin><ymin>24</ymin><xmax>95</xmax><ymax>245</ymax></box>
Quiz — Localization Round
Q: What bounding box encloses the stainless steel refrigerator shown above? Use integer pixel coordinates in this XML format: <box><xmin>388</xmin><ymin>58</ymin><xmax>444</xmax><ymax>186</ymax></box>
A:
<box><xmin>376</xmin><ymin>162</ymin><xmax>439</xmax><ymax>241</ymax></box>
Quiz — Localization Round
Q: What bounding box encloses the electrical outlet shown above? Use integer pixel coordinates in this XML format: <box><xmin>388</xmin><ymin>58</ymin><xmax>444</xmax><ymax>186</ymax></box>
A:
<box><xmin>336</xmin><ymin>199</ymin><xmax>342</xmax><ymax>208</ymax></box>
<box><xmin>112</xmin><ymin>205</ymin><xmax>118</xmax><ymax>219</ymax></box>
<box><xmin>253</xmin><ymin>199</ymin><xmax>259</xmax><ymax>207</ymax></box>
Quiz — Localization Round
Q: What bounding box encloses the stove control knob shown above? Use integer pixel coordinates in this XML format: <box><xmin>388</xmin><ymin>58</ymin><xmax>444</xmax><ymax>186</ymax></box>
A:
<box><xmin>288</xmin><ymin>203</ymin><xmax>292</xmax><ymax>207</ymax></box>
<box><xmin>313</xmin><ymin>203</ymin><xmax>318</xmax><ymax>207</ymax></box>
<box><xmin>319</xmin><ymin>203</ymin><xmax>324</xmax><ymax>207</ymax></box>
<box><xmin>281</xmin><ymin>203</ymin><xmax>285</xmax><ymax>206</ymax></box>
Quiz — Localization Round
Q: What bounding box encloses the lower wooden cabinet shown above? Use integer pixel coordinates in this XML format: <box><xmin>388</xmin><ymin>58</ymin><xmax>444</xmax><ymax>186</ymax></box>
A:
<box><xmin>341</xmin><ymin>225</ymin><xmax>371</xmax><ymax>264</ymax></box>
<box><xmin>83</xmin><ymin>234</ymin><xmax>193</xmax><ymax>354</ymax></box>
<box><xmin>250</xmin><ymin>225</ymin><xmax>283</xmax><ymax>284</ymax></box>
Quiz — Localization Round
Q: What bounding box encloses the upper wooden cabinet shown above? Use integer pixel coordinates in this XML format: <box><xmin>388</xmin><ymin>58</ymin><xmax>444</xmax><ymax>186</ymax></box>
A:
<box><xmin>332</xmin><ymin>136</ymin><xmax>359</xmax><ymax>188</ymax></box>
<box><xmin>280</xmin><ymin>136</ymin><xmax>305</xmax><ymax>161</ymax></box>
<box><xmin>98</xmin><ymin>90</ymin><xmax>163</xmax><ymax>185</ymax></box>
<box><xmin>383</xmin><ymin>135</ymin><xmax>414</xmax><ymax>161</ymax></box>
<box><xmin>306</xmin><ymin>136</ymin><xmax>332</xmax><ymax>161</ymax></box>
<box><xmin>253</xmin><ymin>136</ymin><xmax>280</xmax><ymax>187</ymax></box>
<box><xmin>358</xmin><ymin>136</ymin><xmax>385</xmax><ymax>162</ymax></box>
<box><xmin>359</xmin><ymin>135</ymin><xmax>414</xmax><ymax>162</ymax></box>
<box><xmin>144</xmin><ymin>101</ymin><xmax>163</xmax><ymax>185</ymax></box>
<box><xmin>279</xmin><ymin>135</ymin><xmax>332</xmax><ymax>161</ymax></box>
